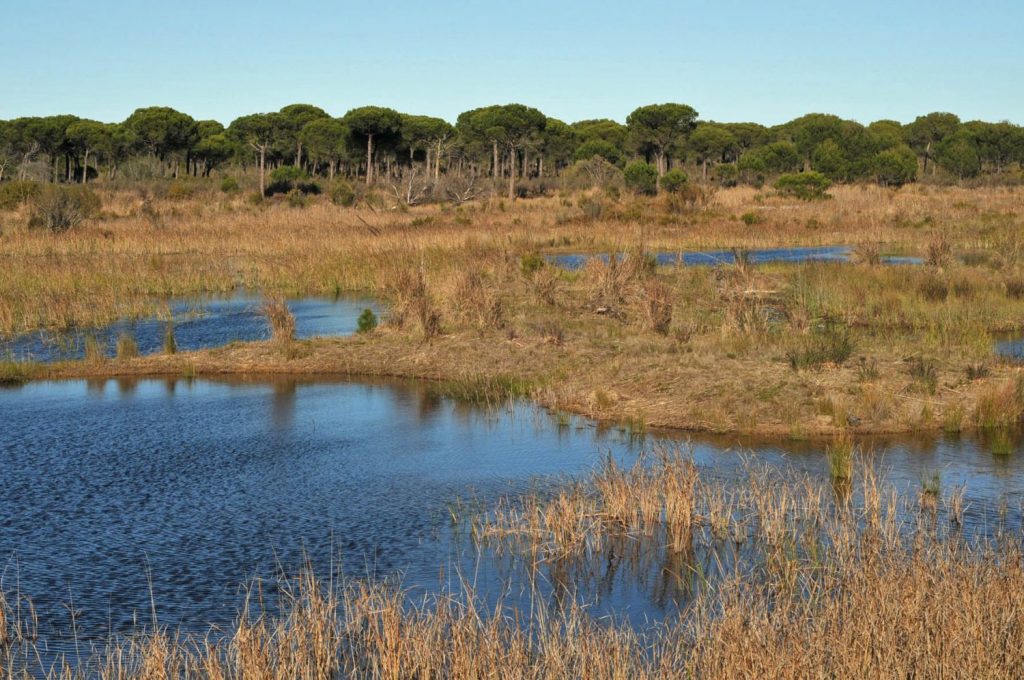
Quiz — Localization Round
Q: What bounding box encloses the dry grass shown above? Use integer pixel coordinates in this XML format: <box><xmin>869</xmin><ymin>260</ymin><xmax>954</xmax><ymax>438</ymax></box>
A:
<box><xmin>5</xmin><ymin>183</ymin><xmax>1024</xmax><ymax>436</ymax></box>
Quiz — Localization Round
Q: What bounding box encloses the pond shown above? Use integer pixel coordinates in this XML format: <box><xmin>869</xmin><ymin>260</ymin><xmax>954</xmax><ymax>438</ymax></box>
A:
<box><xmin>548</xmin><ymin>246</ymin><xmax>924</xmax><ymax>269</ymax></box>
<box><xmin>0</xmin><ymin>292</ymin><xmax>381</xmax><ymax>363</ymax></box>
<box><xmin>0</xmin><ymin>376</ymin><xmax>1021</xmax><ymax>654</ymax></box>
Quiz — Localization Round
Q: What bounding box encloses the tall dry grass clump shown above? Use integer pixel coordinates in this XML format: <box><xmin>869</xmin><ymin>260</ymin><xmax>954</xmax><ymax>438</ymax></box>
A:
<box><xmin>260</xmin><ymin>294</ymin><xmax>296</xmax><ymax>345</ymax></box>
<box><xmin>387</xmin><ymin>269</ymin><xmax>442</xmax><ymax>338</ymax></box>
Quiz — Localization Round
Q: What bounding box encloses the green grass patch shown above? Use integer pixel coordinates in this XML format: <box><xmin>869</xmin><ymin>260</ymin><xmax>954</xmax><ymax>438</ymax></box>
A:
<box><xmin>427</xmin><ymin>374</ymin><xmax>536</xmax><ymax>406</ymax></box>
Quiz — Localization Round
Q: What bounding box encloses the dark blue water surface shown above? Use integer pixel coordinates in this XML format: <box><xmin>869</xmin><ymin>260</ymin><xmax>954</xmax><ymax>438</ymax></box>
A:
<box><xmin>0</xmin><ymin>292</ymin><xmax>381</xmax><ymax>363</ymax></box>
<box><xmin>548</xmin><ymin>246</ymin><xmax>924</xmax><ymax>270</ymax></box>
<box><xmin>0</xmin><ymin>377</ymin><xmax>1022</xmax><ymax>649</ymax></box>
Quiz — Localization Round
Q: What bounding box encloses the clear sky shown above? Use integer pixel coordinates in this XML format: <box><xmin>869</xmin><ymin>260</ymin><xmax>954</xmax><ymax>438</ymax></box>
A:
<box><xmin>2</xmin><ymin>0</ymin><xmax>1021</xmax><ymax>126</ymax></box>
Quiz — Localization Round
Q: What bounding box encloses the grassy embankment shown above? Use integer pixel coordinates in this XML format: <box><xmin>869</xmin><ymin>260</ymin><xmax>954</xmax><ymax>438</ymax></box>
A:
<box><xmin>3</xmin><ymin>184</ymin><xmax>1024</xmax><ymax>436</ymax></box>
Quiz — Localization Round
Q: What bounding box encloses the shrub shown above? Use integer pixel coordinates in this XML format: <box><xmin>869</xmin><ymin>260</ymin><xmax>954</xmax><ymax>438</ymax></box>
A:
<box><xmin>220</xmin><ymin>177</ymin><xmax>240</xmax><ymax>194</ymax></box>
<box><xmin>578</xmin><ymin>195</ymin><xmax>603</xmax><ymax>220</ymax></box>
<box><xmin>166</xmin><ymin>180</ymin><xmax>196</xmax><ymax>200</ymax></box>
<box><xmin>623</xmin><ymin>161</ymin><xmax>658</xmax><ymax>196</ymax></box>
<box><xmin>715</xmin><ymin>163</ymin><xmax>739</xmax><ymax>187</ymax></box>
<box><xmin>908</xmin><ymin>356</ymin><xmax>938</xmax><ymax>394</ymax></box>
<box><xmin>266</xmin><ymin>166</ymin><xmax>319</xmax><ymax>196</ymax></box>
<box><xmin>28</xmin><ymin>185</ymin><xmax>101</xmax><ymax>232</ymax></box>
<box><xmin>330</xmin><ymin>181</ymin><xmax>356</xmax><ymax>207</ymax></box>
<box><xmin>0</xmin><ymin>180</ymin><xmax>41</xmax><ymax>210</ymax></box>
<box><xmin>775</xmin><ymin>172</ymin><xmax>832</xmax><ymax>200</ymax></box>
<box><xmin>561</xmin><ymin>157</ymin><xmax>625</xmax><ymax>192</ymax></box>
<box><xmin>286</xmin><ymin>190</ymin><xmax>308</xmax><ymax>208</ymax></box>
<box><xmin>786</xmin><ymin>325</ymin><xmax>855</xmax><ymax>370</ymax></box>
<box><xmin>659</xmin><ymin>168</ymin><xmax>688</xmax><ymax>194</ymax></box>
<box><xmin>520</xmin><ymin>252</ymin><xmax>546</xmax><ymax>276</ymax></box>
<box><xmin>740</xmin><ymin>211</ymin><xmax>762</xmax><ymax>226</ymax></box>
<box><xmin>270</xmin><ymin>166</ymin><xmax>307</xmax><ymax>184</ymax></box>
<box><xmin>357</xmin><ymin>308</ymin><xmax>378</xmax><ymax>334</ymax></box>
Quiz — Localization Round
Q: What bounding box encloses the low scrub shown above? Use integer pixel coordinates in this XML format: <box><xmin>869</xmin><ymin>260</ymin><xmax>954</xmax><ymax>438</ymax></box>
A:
<box><xmin>786</xmin><ymin>325</ymin><xmax>855</xmax><ymax>370</ymax></box>
<box><xmin>0</xmin><ymin>180</ymin><xmax>41</xmax><ymax>210</ymax></box>
<box><xmin>775</xmin><ymin>171</ymin><xmax>832</xmax><ymax>200</ymax></box>
<box><xmin>28</xmin><ymin>185</ymin><xmax>101</xmax><ymax>232</ymax></box>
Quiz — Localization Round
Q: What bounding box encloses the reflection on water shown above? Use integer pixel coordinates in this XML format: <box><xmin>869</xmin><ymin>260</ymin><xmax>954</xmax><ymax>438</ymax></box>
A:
<box><xmin>0</xmin><ymin>291</ymin><xmax>381</xmax><ymax>363</ymax></box>
<box><xmin>0</xmin><ymin>376</ymin><xmax>1021</xmax><ymax>647</ymax></box>
<box><xmin>548</xmin><ymin>246</ymin><xmax>924</xmax><ymax>270</ymax></box>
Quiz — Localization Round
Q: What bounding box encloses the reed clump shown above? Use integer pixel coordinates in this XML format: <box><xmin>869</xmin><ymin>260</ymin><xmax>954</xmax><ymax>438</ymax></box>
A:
<box><xmin>826</xmin><ymin>431</ymin><xmax>854</xmax><ymax>482</ymax></box>
<box><xmin>260</xmin><ymin>295</ymin><xmax>296</xmax><ymax>345</ymax></box>
<box><xmin>115</xmin><ymin>332</ymin><xmax>138</xmax><ymax>359</ymax></box>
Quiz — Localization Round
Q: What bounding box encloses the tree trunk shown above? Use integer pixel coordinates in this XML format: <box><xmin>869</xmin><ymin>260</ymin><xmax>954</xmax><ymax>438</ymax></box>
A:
<box><xmin>435</xmin><ymin>141</ymin><xmax>442</xmax><ymax>179</ymax></box>
<box><xmin>492</xmin><ymin>141</ymin><xmax>499</xmax><ymax>178</ymax></box>
<box><xmin>522</xmin><ymin>149</ymin><xmax>528</xmax><ymax>179</ymax></box>
<box><xmin>508</xmin><ymin>147</ymin><xmax>516</xmax><ymax>200</ymax></box>
<box><xmin>82</xmin><ymin>150</ymin><xmax>89</xmax><ymax>184</ymax></box>
<box><xmin>258</xmin><ymin>146</ymin><xmax>266</xmax><ymax>196</ymax></box>
<box><xmin>295</xmin><ymin>143</ymin><xmax>302</xmax><ymax>167</ymax></box>
<box><xmin>702</xmin><ymin>158</ymin><xmax>708</xmax><ymax>181</ymax></box>
<box><xmin>365</xmin><ymin>134</ymin><xmax>375</xmax><ymax>186</ymax></box>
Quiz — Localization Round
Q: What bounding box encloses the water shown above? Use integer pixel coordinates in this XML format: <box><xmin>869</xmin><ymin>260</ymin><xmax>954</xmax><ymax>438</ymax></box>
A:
<box><xmin>995</xmin><ymin>334</ymin><xmax>1024</xmax><ymax>361</ymax></box>
<box><xmin>0</xmin><ymin>292</ymin><xmax>381</xmax><ymax>363</ymax></box>
<box><xmin>0</xmin><ymin>377</ymin><xmax>1021</xmax><ymax>649</ymax></box>
<box><xmin>548</xmin><ymin>246</ymin><xmax>924</xmax><ymax>269</ymax></box>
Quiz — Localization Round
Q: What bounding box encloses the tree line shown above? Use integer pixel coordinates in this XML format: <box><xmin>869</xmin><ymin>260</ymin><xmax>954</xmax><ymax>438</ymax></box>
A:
<box><xmin>2</xmin><ymin>103</ymin><xmax>1022</xmax><ymax>199</ymax></box>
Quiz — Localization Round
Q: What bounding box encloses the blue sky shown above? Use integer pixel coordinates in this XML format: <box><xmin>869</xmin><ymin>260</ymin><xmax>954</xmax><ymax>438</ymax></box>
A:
<box><xmin>2</xmin><ymin>0</ymin><xmax>1021</xmax><ymax>126</ymax></box>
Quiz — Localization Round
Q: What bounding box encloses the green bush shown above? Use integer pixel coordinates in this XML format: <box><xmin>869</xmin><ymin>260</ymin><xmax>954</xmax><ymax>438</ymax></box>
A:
<box><xmin>623</xmin><ymin>161</ymin><xmax>658</xmax><ymax>196</ymax></box>
<box><xmin>270</xmin><ymin>166</ymin><xmax>308</xmax><ymax>184</ymax></box>
<box><xmin>266</xmin><ymin>166</ymin><xmax>319</xmax><ymax>196</ymax></box>
<box><xmin>740</xmin><ymin>211</ymin><xmax>762</xmax><ymax>226</ymax></box>
<box><xmin>0</xmin><ymin>180</ymin><xmax>42</xmax><ymax>210</ymax></box>
<box><xmin>28</xmin><ymin>185</ymin><xmax>101</xmax><ymax>232</ymax></box>
<box><xmin>775</xmin><ymin>172</ymin><xmax>832</xmax><ymax>200</ymax></box>
<box><xmin>330</xmin><ymin>181</ymin><xmax>356</xmax><ymax>207</ymax></box>
<box><xmin>286</xmin><ymin>189</ymin><xmax>308</xmax><ymax>208</ymax></box>
<box><xmin>220</xmin><ymin>177</ymin><xmax>240</xmax><ymax>194</ymax></box>
<box><xmin>873</xmin><ymin>146</ymin><xmax>918</xmax><ymax>187</ymax></box>
<box><xmin>715</xmin><ymin>163</ymin><xmax>739</xmax><ymax>187</ymax></box>
<box><xmin>357</xmin><ymin>308</ymin><xmax>378</xmax><ymax>334</ymax></box>
<box><xmin>659</xmin><ymin>168</ymin><xmax>688</xmax><ymax>194</ymax></box>
<box><xmin>520</xmin><ymin>252</ymin><xmax>546</xmax><ymax>275</ymax></box>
